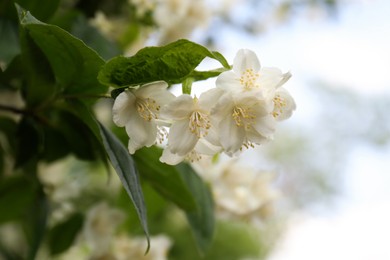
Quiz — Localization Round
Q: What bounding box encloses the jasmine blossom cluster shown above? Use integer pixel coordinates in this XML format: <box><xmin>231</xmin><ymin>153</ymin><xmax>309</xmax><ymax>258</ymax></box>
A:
<box><xmin>112</xmin><ymin>49</ymin><xmax>296</xmax><ymax>165</ymax></box>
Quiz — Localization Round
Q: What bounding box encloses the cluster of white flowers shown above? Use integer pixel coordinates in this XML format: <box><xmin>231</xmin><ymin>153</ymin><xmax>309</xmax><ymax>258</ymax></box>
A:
<box><xmin>113</xmin><ymin>49</ymin><xmax>296</xmax><ymax>165</ymax></box>
<box><xmin>57</xmin><ymin>202</ymin><xmax>172</xmax><ymax>260</ymax></box>
<box><xmin>194</xmin><ymin>160</ymin><xmax>280</xmax><ymax>225</ymax></box>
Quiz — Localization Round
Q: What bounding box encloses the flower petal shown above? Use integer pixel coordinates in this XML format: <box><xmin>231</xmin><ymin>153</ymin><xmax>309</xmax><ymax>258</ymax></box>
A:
<box><xmin>198</xmin><ymin>88</ymin><xmax>225</xmax><ymax>111</ymax></box>
<box><xmin>160</xmin><ymin>94</ymin><xmax>193</xmax><ymax>121</ymax></box>
<box><xmin>125</xmin><ymin>115</ymin><xmax>157</xmax><ymax>154</ymax></box>
<box><xmin>168</xmin><ymin>119</ymin><xmax>198</xmax><ymax>156</ymax></box>
<box><xmin>233</xmin><ymin>49</ymin><xmax>261</xmax><ymax>74</ymax></box>
<box><xmin>218</xmin><ymin>116</ymin><xmax>245</xmax><ymax>156</ymax></box>
<box><xmin>252</xmin><ymin>115</ymin><xmax>276</xmax><ymax>139</ymax></box>
<box><xmin>160</xmin><ymin>148</ymin><xmax>185</xmax><ymax>165</ymax></box>
<box><xmin>112</xmin><ymin>91</ymin><xmax>136</xmax><ymax>127</ymax></box>
<box><xmin>216</xmin><ymin>71</ymin><xmax>240</xmax><ymax>92</ymax></box>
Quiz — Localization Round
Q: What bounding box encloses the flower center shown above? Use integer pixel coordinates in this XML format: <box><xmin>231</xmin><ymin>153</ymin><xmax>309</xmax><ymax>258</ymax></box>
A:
<box><xmin>189</xmin><ymin>111</ymin><xmax>210</xmax><ymax>138</ymax></box>
<box><xmin>272</xmin><ymin>95</ymin><xmax>287</xmax><ymax>118</ymax></box>
<box><xmin>136</xmin><ymin>98</ymin><xmax>160</xmax><ymax>121</ymax></box>
<box><xmin>239</xmin><ymin>68</ymin><xmax>260</xmax><ymax>90</ymax></box>
<box><xmin>232</xmin><ymin>106</ymin><xmax>256</xmax><ymax>129</ymax></box>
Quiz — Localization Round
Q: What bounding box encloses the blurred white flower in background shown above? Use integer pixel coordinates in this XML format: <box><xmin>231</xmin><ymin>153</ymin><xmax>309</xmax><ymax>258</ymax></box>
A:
<box><xmin>153</xmin><ymin>0</ymin><xmax>211</xmax><ymax>44</ymax></box>
<box><xmin>113</xmin><ymin>234</ymin><xmax>172</xmax><ymax>260</ymax></box>
<box><xmin>196</xmin><ymin>159</ymin><xmax>280</xmax><ymax>226</ymax></box>
<box><xmin>83</xmin><ymin>202</ymin><xmax>126</xmax><ymax>258</ymax></box>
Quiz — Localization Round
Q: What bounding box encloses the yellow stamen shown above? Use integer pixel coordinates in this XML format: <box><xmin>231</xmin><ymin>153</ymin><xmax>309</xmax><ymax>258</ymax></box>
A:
<box><xmin>272</xmin><ymin>95</ymin><xmax>287</xmax><ymax>118</ymax></box>
<box><xmin>232</xmin><ymin>106</ymin><xmax>256</xmax><ymax>129</ymax></box>
<box><xmin>189</xmin><ymin>111</ymin><xmax>210</xmax><ymax>138</ymax></box>
<box><xmin>136</xmin><ymin>98</ymin><xmax>160</xmax><ymax>121</ymax></box>
<box><xmin>239</xmin><ymin>68</ymin><xmax>260</xmax><ymax>90</ymax></box>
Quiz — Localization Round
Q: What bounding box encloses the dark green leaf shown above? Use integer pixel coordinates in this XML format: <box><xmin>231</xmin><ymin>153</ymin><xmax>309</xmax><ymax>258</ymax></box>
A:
<box><xmin>17</xmin><ymin>5</ymin><xmax>107</xmax><ymax>104</ymax></box>
<box><xmin>98</xmin><ymin>39</ymin><xmax>231</xmax><ymax>88</ymax></box>
<box><xmin>176</xmin><ymin>163</ymin><xmax>215</xmax><ymax>255</ymax></box>
<box><xmin>15</xmin><ymin>117</ymin><xmax>42</xmax><ymax>167</ymax></box>
<box><xmin>15</xmin><ymin>0</ymin><xmax>60</xmax><ymax>21</ymax></box>
<box><xmin>98</xmin><ymin>122</ymin><xmax>150</xmax><ymax>251</ymax></box>
<box><xmin>18</xmin><ymin>18</ymin><xmax>57</xmax><ymax>107</ymax></box>
<box><xmin>0</xmin><ymin>17</ymin><xmax>20</xmax><ymax>66</ymax></box>
<box><xmin>48</xmin><ymin>213</ymin><xmax>84</xmax><ymax>255</ymax></box>
<box><xmin>0</xmin><ymin>175</ymin><xmax>37</xmax><ymax>223</ymax></box>
<box><xmin>133</xmin><ymin>146</ymin><xmax>197</xmax><ymax>212</ymax></box>
<box><xmin>70</xmin><ymin>15</ymin><xmax>121</xmax><ymax>60</ymax></box>
<box><xmin>25</xmin><ymin>189</ymin><xmax>49</xmax><ymax>260</ymax></box>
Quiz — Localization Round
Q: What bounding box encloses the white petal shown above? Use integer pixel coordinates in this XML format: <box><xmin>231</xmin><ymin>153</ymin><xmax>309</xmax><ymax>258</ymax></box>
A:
<box><xmin>160</xmin><ymin>94</ymin><xmax>193</xmax><ymax>120</ymax></box>
<box><xmin>195</xmin><ymin>139</ymin><xmax>222</xmax><ymax>156</ymax></box>
<box><xmin>112</xmin><ymin>91</ymin><xmax>136</xmax><ymax>127</ymax></box>
<box><xmin>216</xmin><ymin>71</ymin><xmax>240</xmax><ymax>92</ymax></box>
<box><xmin>125</xmin><ymin>115</ymin><xmax>157</xmax><ymax>154</ymax></box>
<box><xmin>274</xmin><ymin>88</ymin><xmax>296</xmax><ymax>121</ymax></box>
<box><xmin>168</xmin><ymin>119</ymin><xmax>198</xmax><ymax>156</ymax></box>
<box><xmin>252</xmin><ymin>115</ymin><xmax>276</xmax><ymax>139</ymax></box>
<box><xmin>210</xmin><ymin>92</ymin><xmax>234</xmax><ymax>120</ymax></box>
<box><xmin>198</xmin><ymin>88</ymin><xmax>225</xmax><ymax>111</ymax></box>
<box><xmin>233</xmin><ymin>49</ymin><xmax>261</xmax><ymax>74</ymax></box>
<box><xmin>137</xmin><ymin>81</ymin><xmax>175</xmax><ymax>105</ymax></box>
<box><xmin>218</xmin><ymin>116</ymin><xmax>245</xmax><ymax>155</ymax></box>
<box><xmin>258</xmin><ymin>67</ymin><xmax>284</xmax><ymax>92</ymax></box>
<box><xmin>159</xmin><ymin>148</ymin><xmax>185</xmax><ymax>165</ymax></box>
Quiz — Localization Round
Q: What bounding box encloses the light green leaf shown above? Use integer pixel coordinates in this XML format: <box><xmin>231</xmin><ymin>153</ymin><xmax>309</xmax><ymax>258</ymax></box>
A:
<box><xmin>98</xmin><ymin>122</ymin><xmax>150</xmax><ymax>252</ymax></box>
<box><xmin>176</xmin><ymin>163</ymin><xmax>215</xmax><ymax>255</ymax></box>
<box><xmin>98</xmin><ymin>39</ymin><xmax>230</xmax><ymax>88</ymax></box>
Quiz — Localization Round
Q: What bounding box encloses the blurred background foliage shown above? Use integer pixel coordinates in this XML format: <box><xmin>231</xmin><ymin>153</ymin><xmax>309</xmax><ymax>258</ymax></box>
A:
<box><xmin>1</xmin><ymin>0</ymin><xmax>383</xmax><ymax>259</ymax></box>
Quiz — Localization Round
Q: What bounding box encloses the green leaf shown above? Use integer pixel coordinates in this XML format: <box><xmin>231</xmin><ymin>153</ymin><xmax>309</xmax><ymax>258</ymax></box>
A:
<box><xmin>48</xmin><ymin>213</ymin><xmax>84</xmax><ymax>255</ymax></box>
<box><xmin>98</xmin><ymin>39</ymin><xmax>231</xmax><ymax>88</ymax></box>
<box><xmin>18</xmin><ymin>18</ymin><xmax>57</xmax><ymax>107</ymax></box>
<box><xmin>15</xmin><ymin>117</ymin><xmax>42</xmax><ymax>167</ymax></box>
<box><xmin>176</xmin><ymin>163</ymin><xmax>215</xmax><ymax>255</ymax></box>
<box><xmin>17</xmin><ymin>5</ymin><xmax>107</xmax><ymax>104</ymax></box>
<box><xmin>0</xmin><ymin>175</ymin><xmax>37</xmax><ymax>223</ymax></box>
<box><xmin>133</xmin><ymin>146</ymin><xmax>197</xmax><ymax>212</ymax></box>
<box><xmin>98</xmin><ymin>122</ymin><xmax>150</xmax><ymax>251</ymax></box>
<box><xmin>0</xmin><ymin>17</ymin><xmax>20</xmax><ymax>66</ymax></box>
<box><xmin>15</xmin><ymin>0</ymin><xmax>60</xmax><ymax>22</ymax></box>
<box><xmin>70</xmin><ymin>14</ymin><xmax>121</xmax><ymax>60</ymax></box>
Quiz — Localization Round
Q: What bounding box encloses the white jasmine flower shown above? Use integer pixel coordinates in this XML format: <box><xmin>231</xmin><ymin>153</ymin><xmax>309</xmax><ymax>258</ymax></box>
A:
<box><xmin>272</xmin><ymin>87</ymin><xmax>296</xmax><ymax>121</ymax></box>
<box><xmin>216</xmin><ymin>49</ymin><xmax>290</xmax><ymax>98</ymax></box>
<box><xmin>209</xmin><ymin>92</ymin><xmax>276</xmax><ymax>156</ymax></box>
<box><xmin>154</xmin><ymin>0</ymin><xmax>211</xmax><ymax>44</ymax></box>
<box><xmin>160</xmin><ymin>138</ymin><xmax>222</xmax><ymax>165</ymax></box>
<box><xmin>113</xmin><ymin>234</ymin><xmax>172</xmax><ymax>260</ymax></box>
<box><xmin>160</xmin><ymin>89</ymin><xmax>221</xmax><ymax>158</ymax></box>
<box><xmin>112</xmin><ymin>81</ymin><xmax>174</xmax><ymax>154</ymax></box>
<box><xmin>83</xmin><ymin>202</ymin><xmax>125</xmax><ymax>257</ymax></box>
<box><xmin>195</xmin><ymin>160</ymin><xmax>280</xmax><ymax>222</ymax></box>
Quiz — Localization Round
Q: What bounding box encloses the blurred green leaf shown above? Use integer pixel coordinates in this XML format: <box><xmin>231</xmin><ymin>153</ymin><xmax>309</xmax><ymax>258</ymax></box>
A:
<box><xmin>133</xmin><ymin>146</ymin><xmax>197</xmax><ymax>212</ymax></box>
<box><xmin>0</xmin><ymin>175</ymin><xmax>37</xmax><ymax>223</ymax></box>
<box><xmin>24</xmin><ymin>188</ymin><xmax>49</xmax><ymax>260</ymax></box>
<box><xmin>15</xmin><ymin>0</ymin><xmax>60</xmax><ymax>22</ymax></box>
<box><xmin>17</xmin><ymin>5</ymin><xmax>107</xmax><ymax>104</ymax></box>
<box><xmin>70</xmin><ymin>15</ymin><xmax>121</xmax><ymax>60</ymax></box>
<box><xmin>176</xmin><ymin>163</ymin><xmax>215</xmax><ymax>255</ymax></box>
<box><xmin>98</xmin><ymin>122</ymin><xmax>150</xmax><ymax>251</ymax></box>
<box><xmin>15</xmin><ymin>117</ymin><xmax>42</xmax><ymax>167</ymax></box>
<box><xmin>48</xmin><ymin>213</ymin><xmax>84</xmax><ymax>256</ymax></box>
<box><xmin>0</xmin><ymin>17</ymin><xmax>20</xmax><ymax>66</ymax></box>
<box><xmin>18</xmin><ymin>15</ymin><xmax>57</xmax><ymax>107</ymax></box>
<box><xmin>98</xmin><ymin>39</ymin><xmax>230</xmax><ymax>88</ymax></box>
